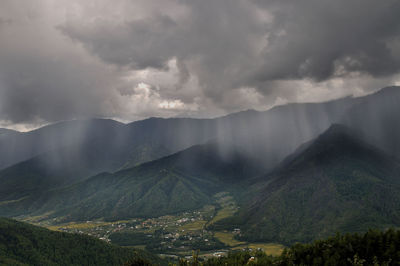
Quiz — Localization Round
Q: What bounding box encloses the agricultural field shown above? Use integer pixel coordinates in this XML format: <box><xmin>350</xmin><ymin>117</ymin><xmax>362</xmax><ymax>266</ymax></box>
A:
<box><xmin>29</xmin><ymin>192</ymin><xmax>283</xmax><ymax>259</ymax></box>
<box><xmin>214</xmin><ymin>231</ymin><xmax>245</xmax><ymax>246</ymax></box>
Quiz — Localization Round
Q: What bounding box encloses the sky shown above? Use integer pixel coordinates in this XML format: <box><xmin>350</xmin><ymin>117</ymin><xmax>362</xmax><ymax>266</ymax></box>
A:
<box><xmin>1</xmin><ymin>0</ymin><xmax>400</xmax><ymax>131</ymax></box>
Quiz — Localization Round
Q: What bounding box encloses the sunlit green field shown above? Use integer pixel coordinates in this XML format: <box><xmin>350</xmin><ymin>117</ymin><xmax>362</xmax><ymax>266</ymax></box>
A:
<box><xmin>46</xmin><ymin>220</ymin><xmax>130</xmax><ymax>231</ymax></box>
<box><xmin>181</xmin><ymin>220</ymin><xmax>207</xmax><ymax>231</ymax></box>
<box><xmin>208</xmin><ymin>192</ymin><xmax>238</xmax><ymax>226</ymax></box>
<box><xmin>214</xmin><ymin>231</ymin><xmax>284</xmax><ymax>256</ymax></box>
<box><xmin>234</xmin><ymin>243</ymin><xmax>285</xmax><ymax>256</ymax></box>
<box><xmin>27</xmin><ymin>192</ymin><xmax>285</xmax><ymax>259</ymax></box>
<box><xmin>214</xmin><ymin>231</ymin><xmax>246</xmax><ymax>246</ymax></box>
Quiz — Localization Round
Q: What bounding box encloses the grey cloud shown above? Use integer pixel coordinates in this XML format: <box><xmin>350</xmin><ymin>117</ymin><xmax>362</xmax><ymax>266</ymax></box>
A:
<box><xmin>59</xmin><ymin>0</ymin><xmax>266</xmax><ymax>103</ymax></box>
<box><xmin>0</xmin><ymin>50</ymin><xmax>116</xmax><ymax>123</ymax></box>
<box><xmin>0</xmin><ymin>17</ymin><xmax>12</xmax><ymax>27</ymax></box>
<box><xmin>0</xmin><ymin>1</ymin><xmax>119</xmax><ymax>124</ymax></box>
<box><xmin>1</xmin><ymin>0</ymin><xmax>400</xmax><ymax>127</ymax></box>
<box><xmin>59</xmin><ymin>0</ymin><xmax>400</xmax><ymax>108</ymax></box>
<box><xmin>253</xmin><ymin>0</ymin><xmax>400</xmax><ymax>82</ymax></box>
<box><xmin>59</xmin><ymin>15</ymin><xmax>180</xmax><ymax>70</ymax></box>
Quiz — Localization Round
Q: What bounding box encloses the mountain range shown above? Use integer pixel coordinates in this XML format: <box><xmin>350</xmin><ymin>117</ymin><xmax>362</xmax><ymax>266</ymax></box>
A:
<box><xmin>4</xmin><ymin>142</ymin><xmax>264</xmax><ymax>220</ymax></box>
<box><xmin>1</xmin><ymin>86</ymin><xmax>400</xmax><ymax>245</ymax></box>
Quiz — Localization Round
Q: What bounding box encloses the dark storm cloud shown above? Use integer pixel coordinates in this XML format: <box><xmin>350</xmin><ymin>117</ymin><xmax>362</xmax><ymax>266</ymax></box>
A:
<box><xmin>59</xmin><ymin>0</ymin><xmax>400</xmax><ymax>100</ymax></box>
<box><xmin>59</xmin><ymin>0</ymin><xmax>265</xmax><ymax>102</ymax></box>
<box><xmin>252</xmin><ymin>0</ymin><xmax>400</xmax><ymax>81</ymax></box>
<box><xmin>0</xmin><ymin>1</ymin><xmax>122</xmax><ymax>125</ymax></box>
<box><xmin>1</xmin><ymin>0</ymin><xmax>400</xmax><ymax>128</ymax></box>
<box><xmin>0</xmin><ymin>50</ymin><xmax>115</xmax><ymax>123</ymax></box>
<box><xmin>59</xmin><ymin>15</ymin><xmax>179</xmax><ymax>70</ymax></box>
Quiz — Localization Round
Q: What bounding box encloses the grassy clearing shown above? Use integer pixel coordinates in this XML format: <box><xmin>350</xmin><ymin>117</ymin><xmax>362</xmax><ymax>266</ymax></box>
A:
<box><xmin>46</xmin><ymin>220</ymin><xmax>130</xmax><ymax>231</ymax></box>
<box><xmin>208</xmin><ymin>208</ymin><xmax>236</xmax><ymax>226</ymax></box>
<box><xmin>20</xmin><ymin>212</ymin><xmax>55</xmax><ymax>226</ymax></box>
<box><xmin>0</xmin><ymin>196</ymin><xmax>29</xmax><ymax>206</ymax></box>
<box><xmin>132</xmin><ymin>245</ymin><xmax>146</xmax><ymax>250</ymax></box>
<box><xmin>181</xmin><ymin>220</ymin><xmax>207</xmax><ymax>231</ymax></box>
<box><xmin>214</xmin><ymin>231</ymin><xmax>246</xmax><ymax>246</ymax></box>
<box><xmin>233</xmin><ymin>243</ymin><xmax>285</xmax><ymax>256</ymax></box>
<box><xmin>208</xmin><ymin>192</ymin><xmax>238</xmax><ymax>226</ymax></box>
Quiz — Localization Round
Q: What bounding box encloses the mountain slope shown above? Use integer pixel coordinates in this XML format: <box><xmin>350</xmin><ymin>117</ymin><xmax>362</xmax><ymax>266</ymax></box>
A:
<box><xmin>224</xmin><ymin>125</ymin><xmax>400</xmax><ymax>244</ymax></box>
<box><xmin>0</xmin><ymin>92</ymin><xmax>362</xmax><ymax>172</ymax></box>
<box><xmin>1</xmin><ymin>86</ymin><xmax>399</xmax><ymax>173</ymax></box>
<box><xmin>0</xmin><ymin>217</ymin><xmax>159</xmax><ymax>266</ymax></box>
<box><xmin>0</xmin><ymin>119</ymin><xmax>174</xmax><ymax>205</ymax></box>
<box><xmin>1</xmin><ymin>142</ymin><xmax>264</xmax><ymax>221</ymax></box>
<box><xmin>342</xmin><ymin>86</ymin><xmax>400</xmax><ymax>159</ymax></box>
<box><xmin>0</xmin><ymin>119</ymin><xmax>124</xmax><ymax>169</ymax></box>
<box><xmin>0</xmin><ymin>128</ymin><xmax>19</xmax><ymax>137</ymax></box>
<box><xmin>0</xmin><ymin>144</ymin><xmax>129</xmax><ymax>203</ymax></box>
<box><xmin>0</xmin><ymin>90</ymin><xmax>374</xmax><ymax>210</ymax></box>
<box><xmin>2</xmin><ymin>86</ymin><xmax>400</xmax><ymax>222</ymax></box>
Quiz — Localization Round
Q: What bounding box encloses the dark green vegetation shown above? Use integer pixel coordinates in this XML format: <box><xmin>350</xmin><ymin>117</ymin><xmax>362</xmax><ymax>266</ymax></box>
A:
<box><xmin>109</xmin><ymin>231</ymin><xmax>226</xmax><ymax>253</ymax></box>
<box><xmin>5</xmin><ymin>142</ymin><xmax>263</xmax><ymax>221</ymax></box>
<box><xmin>0</xmin><ymin>86</ymin><xmax>367</xmax><ymax>213</ymax></box>
<box><xmin>178</xmin><ymin>229</ymin><xmax>400</xmax><ymax>265</ymax></box>
<box><xmin>0</xmin><ymin>119</ymin><xmax>174</xmax><ymax>215</ymax></box>
<box><xmin>0</xmin><ymin>86</ymin><xmax>400</xmax><ymax>259</ymax></box>
<box><xmin>215</xmin><ymin>125</ymin><xmax>400</xmax><ymax>244</ymax></box>
<box><xmin>0</xmin><ymin>218</ymin><xmax>159</xmax><ymax>266</ymax></box>
<box><xmin>0</xmin><ymin>87</ymin><xmax>398</xmax><ymax>218</ymax></box>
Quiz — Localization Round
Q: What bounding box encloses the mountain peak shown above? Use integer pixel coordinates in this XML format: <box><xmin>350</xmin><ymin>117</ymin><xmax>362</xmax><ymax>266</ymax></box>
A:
<box><xmin>281</xmin><ymin>124</ymin><xmax>362</xmax><ymax>168</ymax></box>
<box><xmin>311</xmin><ymin>124</ymin><xmax>366</xmax><ymax>149</ymax></box>
<box><xmin>316</xmin><ymin>124</ymin><xmax>354</xmax><ymax>140</ymax></box>
<box><xmin>376</xmin><ymin>85</ymin><xmax>400</xmax><ymax>95</ymax></box>
<box><xmin>278</xmin><ymin>123</ymin><xmax>394</xmax><ymax>176</ymax></box>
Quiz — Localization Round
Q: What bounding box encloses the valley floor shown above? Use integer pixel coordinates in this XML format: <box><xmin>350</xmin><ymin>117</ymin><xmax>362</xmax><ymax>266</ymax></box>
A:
<box><xmin>21</xmin><ymin>192</ymin><xmax>284</xmax><ymax>260</ymax></box>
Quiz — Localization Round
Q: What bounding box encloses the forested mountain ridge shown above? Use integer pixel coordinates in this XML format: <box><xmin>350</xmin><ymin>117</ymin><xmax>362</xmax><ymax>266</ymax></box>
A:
<box><xmin>0</xmin><ymin>88</ymin><xmax>376</xmax><ymax>214</ymax></box>
<box><xmin>0</xmin><ymin>141</ymin><xmax>265</xmax><ymax>221</ymax></box>
<box><xmin>215</xmin><ymin>124</ymin><xmax>400</xmax><ymax>244</ymax></box>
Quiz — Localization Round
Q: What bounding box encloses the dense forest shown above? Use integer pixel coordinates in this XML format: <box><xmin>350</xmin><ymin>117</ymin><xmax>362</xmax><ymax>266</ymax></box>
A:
<box><xmin>211</xmin><ymin>125</ymin><xmax>400</xmax><ymax>245</ymax></box>
<box><xmin>2</xmin><ymin>218</ymin><xmax>400</xmax><ymax>265</ymax></box>
<box><xmin>177</xmin><ymin>229</ymin><xmax>400</xmax><ymax>266</ymax></box>
<box><xmin>0</xmin><ymin>218</ymin><xmax>160</xmax><ymax>266</ymax></box>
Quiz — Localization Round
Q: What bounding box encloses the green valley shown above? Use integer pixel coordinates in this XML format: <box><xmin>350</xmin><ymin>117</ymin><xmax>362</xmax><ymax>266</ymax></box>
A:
<box><xmin>33</xmin><ymin>192</ymin><xmax>283</xmax><ymax>260</ymax></box>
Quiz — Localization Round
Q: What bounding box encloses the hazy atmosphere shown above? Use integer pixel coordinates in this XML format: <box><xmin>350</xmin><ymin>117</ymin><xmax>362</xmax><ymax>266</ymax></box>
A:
<box><xmin>1</xmin><ymin>0</ymin><xmax>400</xmax><ymax>130</ymax></box>
<box><xmin>2</xmin><ymin>1</ymin><xmax>400</xmax><ymax>265</ymax></box>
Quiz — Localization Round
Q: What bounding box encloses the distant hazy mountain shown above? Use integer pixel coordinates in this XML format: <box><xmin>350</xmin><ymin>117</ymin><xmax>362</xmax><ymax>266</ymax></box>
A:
<box><xmin>0</xmin><ymin>128</ymin><xmax>19</xmax><ymax>136</ymax></box>
<box><xmin>0</xmin><ymin>91</ymin><xmax>363</xmax><ymax>208</ymax></box>
<box><xmin>342</xmin><ymin>86</ymin><xmax>400</xmax><ymax>159</ymax></box>
<box><xmin>0</xmin><ymin>141</ymin><xmax>264</xmax><ymax>220</ymax></box>
<box><xmin>2</xmin><ymin>87</ymin><xmax>399</xmax><ymax>173</ymax></box>
<box><xmin>223</xmin><ymin>125</ymin><xmax>400</xmax><ymax>244</ymax></box>
<box><xmin>0</xmin><ymin>120</ymin><xmax>171</xmax><ymax>204</ymax></box>
<box><xmin>0</xmin><ymin>218</ymin><xmax>158</xmax><ymax>266</ymax></box>
<box><xmin>0</xmin><ymin>119</ymin><xmax>125</xmax><ymax>169</ymax></box>
<box><xmin>0</xmin><ymin>88</ymin><xmax>368</xmax><ymax>172</ymax></box>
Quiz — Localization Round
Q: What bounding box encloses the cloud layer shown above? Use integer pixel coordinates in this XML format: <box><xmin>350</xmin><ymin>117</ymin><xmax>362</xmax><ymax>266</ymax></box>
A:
<box><xmin>1</xmin><ymin>0</ymin><xmax>400</xmax><ymax>128</ymax></box>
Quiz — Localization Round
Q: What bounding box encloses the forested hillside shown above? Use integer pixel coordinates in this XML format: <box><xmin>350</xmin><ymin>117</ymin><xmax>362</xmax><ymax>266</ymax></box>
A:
<box><xmin>0</xmin><ymin>218</ymin><xmax>159</xmax><ymax>266</ymax></box>
<box><xmin>180</xmin><ymin>229</ymin><xmax>400</xmax><ymax>265</ymax></box>
<box><xmin>214</xmin><ymin>125</ymin><xmax>400</xmax><ymax>244</ymax></box>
